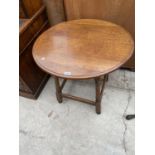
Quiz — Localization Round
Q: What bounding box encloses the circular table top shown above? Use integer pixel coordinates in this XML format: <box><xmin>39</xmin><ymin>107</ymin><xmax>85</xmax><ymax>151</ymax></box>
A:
<box><xmin>33</xmin><ymin>19</ymin><xmax>134</xmax><ymax>79</ymax></box>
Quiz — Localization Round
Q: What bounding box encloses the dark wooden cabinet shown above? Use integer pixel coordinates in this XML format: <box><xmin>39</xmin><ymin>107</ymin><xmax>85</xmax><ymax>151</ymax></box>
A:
<box><xmin>19</xmin><ymin>0</ymin><xmax>49</xmax><ymax>99</ymax></box>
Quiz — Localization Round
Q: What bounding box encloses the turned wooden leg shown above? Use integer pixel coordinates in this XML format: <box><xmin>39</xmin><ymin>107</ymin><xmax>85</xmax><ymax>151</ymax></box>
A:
<box><xmin>95</xmin><ymin>77</ymin><xmax>101</xmax><ymax>114</ymax></box>
<box><xmin>54</xmin><ymin>76</ymin><xmax>63</xmax><ymax>103</ymax></box>
<box><xmin>95</xmin><ymin>76</ymin><xmax>107</xmax><ymax>114</ymax></box>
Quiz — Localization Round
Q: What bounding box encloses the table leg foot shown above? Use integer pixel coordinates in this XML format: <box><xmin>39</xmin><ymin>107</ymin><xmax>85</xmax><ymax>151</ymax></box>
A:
<box><xmin>56</xmin><ymin>93</ymin><xmax>63</xmax><ymax>103</ymax></box>
<box><xmin>96</xmin><ymin>111</ymin><xmax>101</xmax><ymax>114</ymax></box>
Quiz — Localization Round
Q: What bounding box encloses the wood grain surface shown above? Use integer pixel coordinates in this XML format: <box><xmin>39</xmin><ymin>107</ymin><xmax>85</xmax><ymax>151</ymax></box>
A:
<box><xmin>64</xmin><ymin>0</ymin><xmax>135</xmax><ymax>69</ymax></box>
<box><xmin>33</xmin><ymin>19</ymin><xmax>134</xmax><ymax>79</ymax></box>
<box><xmin>64</xmin><ymin>0</ymin><xmax>135</xmax><ymax>38</ymax></box>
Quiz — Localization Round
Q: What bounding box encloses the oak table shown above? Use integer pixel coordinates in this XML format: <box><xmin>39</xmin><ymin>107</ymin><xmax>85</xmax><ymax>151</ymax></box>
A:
<box><xmin>33</xmin><ymin>19</ymin><xmax>134</xmax><ymax>114</ymax></box>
